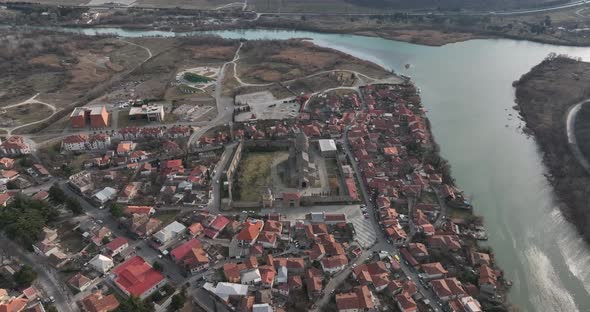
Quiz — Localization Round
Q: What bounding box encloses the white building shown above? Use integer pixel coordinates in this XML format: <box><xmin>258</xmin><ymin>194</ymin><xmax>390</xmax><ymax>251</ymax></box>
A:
<box><xmin>153</xmin><ymin>221</ymin><xmax>186</xmax><ymax>244</ymax></box>
<box><xmin>93</xmin><ymin>187</ymin><xmax>117</xmax><ymax>205</ymax></box>
<box><xmin>89</xmin><ymin>254</ymin><xmax>114</xmax><ymax>274</ymax></box>
<box><xmin>318</xmin><ymin>139</ymin><xmax>337</xmax><ymax>157</ymax></box>
<box><xmin>129</xmin><ymin>105</ymin><xmax>165</xmax><ymax>122</ymax></box>
<box><xmin>203</xmin><ymin>282</ymin><xmax>248</xmax><ymax>302</ymax></box>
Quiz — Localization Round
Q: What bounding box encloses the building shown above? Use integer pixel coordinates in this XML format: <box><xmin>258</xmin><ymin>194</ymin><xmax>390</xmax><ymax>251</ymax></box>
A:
<box><xmin>104</xmin><ymin>237</ymin><xmax>129</xmax><ymax>257</ymax></box>
<box><xmin>288</xmin><ymin>132</ymin><xmax>317</xmax><ymax>188</ymax></box>
<box><xmin>236</xmin><ymin>219</ymin><xmax>264</xmax><ymax>247</ymax></box>
<box><xmin>92</xmin><ymin>187</ymin><xmax>117</xmax><ymax>205</ymax></box>
<box><xmin>318</xmin><ymin>139</ymin><xmax>337</xmax><ymax>157</ymax></box>
<box><xmin>70</xmin><ymin>106</ymin><xmax>109</xmax><ymax>128</ymax></box>
<box><xmin>68</xmin><ymin>273</ymin><xmax>92</xmax><ymax>292</ymax></box>
<box><xmin>321</xmin><ymin>255</ymin><xmax>348</xmax><ymax>274</ymax></box>
<box><xmin>69</xmin><ymin>171</ymin><xmax>94</xmax><ymax>194</ymax></box>
<box><xmin>111</xmin><ymin>256</ymin><xmax>166</xmax><ymax>300</ymax></box>
<box><xmin>153</xmin><ymin>221</ymin><xmax>186</xmax><ymax>244</ymax></box>
<box><xmin>335</xmin><ymin>285</ymin><xmax>375</xmax><ymax>312</ymax></box>
<box><xmin>81</xmin><ymin>291</ymin><xmax>120</xmax><ymax>312</ymax></box>
<box><xmin>89</xmin><ymin>254</ymin><xmax>114</xmax><ymax>274</ymax></box>
<box><xmin>129</xmin><ymin>105</ymin><xmax>165</xmax><ymax>122</ymax></box>
<box><xmin>0</xmin><ymin>136</ymin><xmax>31</xmax><ymax>155</ymax></box>
<box><xmin>203</xmin><ymin>282</ymin><xmax>248</xmax><ymax>302</ymax></box>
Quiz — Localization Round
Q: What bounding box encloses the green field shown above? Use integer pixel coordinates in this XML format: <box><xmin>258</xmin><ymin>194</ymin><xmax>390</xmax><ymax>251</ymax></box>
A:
<box><xmin>183</xmin><ymin>72</ymin><xmax>212</xmax><ymax>83</ymax></box>
<box><xmin>235</xmin><ymin>152</ymin><xmax>286</xmax><ymax>202</ymax></box>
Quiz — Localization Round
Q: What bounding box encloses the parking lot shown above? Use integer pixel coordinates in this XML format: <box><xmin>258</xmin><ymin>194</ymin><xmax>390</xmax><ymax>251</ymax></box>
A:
<box><xmin>235</xmin><ymin>91</ymin><xmax>300</xmax><ymax>121</ymax></box>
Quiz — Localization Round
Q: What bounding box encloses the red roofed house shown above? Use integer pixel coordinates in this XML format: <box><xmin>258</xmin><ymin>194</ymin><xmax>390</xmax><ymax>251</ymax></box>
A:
<box><xmin>0</xmin><ymin>295</ymin><xmax>28</xmax><ymax>312</ymax></box>
<box><xmin>104</xmin><ymin>237</ymin><xmax>129</xmax><ymax>257</ymax></box>
<box><xmin>0</xmin><ymin>136</ymin><xmax>31</xmax><ymax>155</ymax></box>
<box><xmin>111</xmin><ymin>256</ymin><xmax>166</xmax><ymax>300</ymax></box>
<box><xmin>421</xmin><ymin>262</ymin><xmax>448</xmax><ymax>280</ymax></box>
<box><xmin>236</xmin><ymin>219</ymin><xmax>264</xmax><ymax>247</ymax></box>
<box><xmin>124</xmin><ymin>206</ymin><xmax>155</xmax><ymax>216</ymax></box>
<box><xmin>321</xmin><ymin>255</ymin><xmax>348</xmax><ymax>274</ymax></box>
<box><xmin>335</xmin><ymin>285</ymin><xmax>375</xmax><ymax>312</ymax></box>
<box><xmin>81</xmin><ymin>291</ymin><xmax>120</xmax><ymax>312</ymax></box>
<box><xmin>395</xmin><ymin>291</ymin><xmax>417</xmax><ymax>312</ymax></box>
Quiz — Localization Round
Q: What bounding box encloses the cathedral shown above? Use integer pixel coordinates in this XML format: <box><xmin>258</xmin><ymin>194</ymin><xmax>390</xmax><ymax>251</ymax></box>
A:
<box><xmin>288</xmin><ymin>131</ymin><xmax>318</xmax><ymax>188</ymax></box>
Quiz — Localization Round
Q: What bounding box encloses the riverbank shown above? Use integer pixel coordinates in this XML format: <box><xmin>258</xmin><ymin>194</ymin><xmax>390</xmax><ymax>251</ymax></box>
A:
<box><xmin>514</xmin><ymin>54</ymin><xmax>590</xmax><ymax>243</ymax></box>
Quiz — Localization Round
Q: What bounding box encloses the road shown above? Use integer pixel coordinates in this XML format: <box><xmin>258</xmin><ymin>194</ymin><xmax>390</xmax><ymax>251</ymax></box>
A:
<box><xmin>309</xmin><ymin>86</ymin><xmax>443</xmax><ymax>312</ymax></box>
<box><xmin>566</xmin><ymin>98</ymin><xmax>590</xmax><ymax>173</ymax></box>
<box><xmin>59</xmin><ymin>182</ymin><xmax>186</xmax><ymax>284</ymax></box>
<box><xmin>0</xmin><ymin>236</ymin><xmax>79</xmax><ymax>312</ymax></box>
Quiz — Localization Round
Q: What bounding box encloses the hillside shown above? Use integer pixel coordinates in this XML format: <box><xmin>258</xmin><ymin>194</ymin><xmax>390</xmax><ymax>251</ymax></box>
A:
<box><xmin>514</xmin><ymin>54</ymin><xmax>590</xmax><ymax>242</ymax></box>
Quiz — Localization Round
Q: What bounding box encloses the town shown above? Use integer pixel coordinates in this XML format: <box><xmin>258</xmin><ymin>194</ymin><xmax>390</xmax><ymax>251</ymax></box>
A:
<box><xmin>0</xmin><ymin>35</ymin><xmax>509</xmax><ymax>312</ymax></box>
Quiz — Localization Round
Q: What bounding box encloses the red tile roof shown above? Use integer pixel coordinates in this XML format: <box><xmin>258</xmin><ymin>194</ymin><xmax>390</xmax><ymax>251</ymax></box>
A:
<box><xmin>170</xmin><ymin>238</ymin><xmax>202</xmax><ymax>261</ymax></box>
<box><xmin>112</xmin><ymin>256</ymin><xmax>165</xmax><ymax>298</ymax></box>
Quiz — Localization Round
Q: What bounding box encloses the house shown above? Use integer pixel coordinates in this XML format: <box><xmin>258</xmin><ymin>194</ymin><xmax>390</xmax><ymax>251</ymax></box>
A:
<box><xmin>236</xmin><ymin>219</ymin><xmax>264</xmax><ymax>247</ymax></box>
<box><xmin>33</xmin><ymin>164</ymin><xmax>50</xmax><ymax>178</ymax></box>
<box><xmin>104</xmin><ymin>237</ymin><xmax>129</xmax><ymax>257</ymax></box>
<box><xmin>320</xmin><ymin>255</ymin><xmax>348</xmax><ymax>274</ymax></box>
<box><xmin>116</xmin><ymin>141</ymin><xmax>136</xmax><ymax>156</ymax></box>
<box><xmin>153</xmin><ymin>221</ymin><xmax>186</xmax><ymax>244</ymax></box>
<box><xmin>89</xmin><ymin>254</ymin><xmax>114</xmax><ymax>274</ymax></box>
<box><xmin>117</xmin><ymin>183</ymin><xmax>139</xmax><ymax>203</ymax></box>
<box><xmin>68</xmin><ymin>273</ymin><xmax>92</xmax><ymax>292</ymax></box>
<box><xmin>0</xmin><ymin>170</ymin><xmax>18</xmax><ymax>180</ymax></box>
<box><xmin>408</xmin><ymin>243</ymin><xmax>429</xmax><ymax>259</ymax></box>
<box><xmin>69</xmin><ymin>171</ymin><xmax>93</xmax><ymax>194</ymax></box>
<box><xmin>1</xmin><ymin>136</ymin><xmax>31</xmax><ymax>155</ymax></box>
<box><xmin>93</xmin><ymin>187</ymin><xmax>117</xmax><ymax>205</ymax></box>
<box><xmin>223</xmin><ymin>262</ymin><xmax>247</xmax><ymax>283</ymax></box>
<box><xmin>478</xmin><ymin>265</ymin><xmax>497</xmax><ymax>296</ymax></box>
<box><xmin>259</xmin><ymin>265</ymin><xmax>276</xmax><ymax>288</ymax></box>
<box><xmin>111</xmin><ymin>256</ymin><xmax>166</xmax><ymax>300</ymax></box>
<box><xmin>87</xmin><ymin>134</ymin><xmax>111</xmax><ymax>150</ymax></box>
<box><xmin>335</xmin><ymin>285</ymin><xmax>375</xmax><ymax>312</ymax></box>
<box><xmin>124</xmin><ymin>206</ymin><xmax>155</xmax><ymax>216</ymax></box>
<box><xmin>181</xmin><ymin>246</ymin><xmax>209</xmax><ymax>273</ymax></box>
<box><xmin>352</xmin><ymin>261</ymin><xmax>390</xmax><ymax>290</ymax></box>
<box><xmin>62</xmin><ymin>135</ymin><xmax>89</xmax><ymax>151</ymax></box>
<box><xmin>395</xmin><ymin>292</ymin><xmax>417</xmax><ymax>312</ymax></box>
<box><xmin>305</xmin><ymin>267</ymin><xmax>324</xmax><ymax>300</ymax></box>
<box><xmin>421</xmin><ymin>262</ymin><xmax>448</xmax><ymax>280</ymax></box>
<box><xmin>240</xmin><ymin>268</ymin><xmax>262</xmax><ymax>285</ymax></box>
<box><xmin>32</xmin><ymin>191</ymin><xmax>49</xmax><ymax>201</ymax></box>
<box><xmin>80</xmin><ymin>291</ymin><xmax>120</xmax><ymax>312</ymax></box>
<box><xmin>431</xmin><ymin>278</ymin><xmax>467</xmax><ymax>302</ymax></box>
<box><xmin>203</xmin><ymin>282</ymin><xmax>248</xmax><ymax>302</ymax></box>
<box><xmin>0</xmin><ymin>295</ymin><xmax>28</xmax><ymax>312</ymax></box>
<box><xmin>129</xmin><ymin>214</ymin><xmax>162</xmax><ymax>238</ymax></box>
<box><xmin>187</xmin><ymin>223</ymin><xmax>204</xmax><ymax>237</ymax></box>
<box><xmin>0</xmin><ymin>158</ymin><xmax>14</xmax><ymax>169</ymax></box>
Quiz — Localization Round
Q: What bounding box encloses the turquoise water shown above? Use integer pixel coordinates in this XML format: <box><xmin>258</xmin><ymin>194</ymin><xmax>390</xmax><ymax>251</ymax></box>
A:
<box><xmin>40</xmin><ymin>27</ymin><xmax>590</xmax><ymax>311</ymax></box>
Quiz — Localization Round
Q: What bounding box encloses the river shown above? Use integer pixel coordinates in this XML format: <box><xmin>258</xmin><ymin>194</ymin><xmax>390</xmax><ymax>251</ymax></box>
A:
<box><xmin>39</xmin><ymin>27</ymin><xmax>590</xmax><ymax>311</ymax></box>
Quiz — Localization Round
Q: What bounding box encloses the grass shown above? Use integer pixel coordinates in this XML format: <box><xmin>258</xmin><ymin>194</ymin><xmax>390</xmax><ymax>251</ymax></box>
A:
<box><xmin>155</xmin><ymin>210</ymin><xmax>180</xmax><ymax>225</ymax></box>
<box><xmin>235</xmin><ymin>151</ymin><xmax>286</xmax><ymax>202</ymax></box>
<box><xmin>0</xmin><ymin>103</ymin><xmax>54</xmax><ymax>126</ymax></box>
<box><xmin>183</xmin><ymin>72</ymin><xmax>212</xmax><ymax>84</ymax></box>
<box><xmin>448</xmin><ymin>207</ymin><xmax>473</xmax><ymax>220</ymax></box>
<box><xmin>178</xmin><ymin>84</ymin><xmax>201</xmax><ymax>93</ymax></box>
<box><xmin>420</xmin><ymin>192</ymin><xmax>438</xmax><ymax>204</ymax></box>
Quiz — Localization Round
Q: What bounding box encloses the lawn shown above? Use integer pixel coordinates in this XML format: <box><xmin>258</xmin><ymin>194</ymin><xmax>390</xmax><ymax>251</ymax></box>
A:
<box><xmin>155</xmin><ymin>210</ymin><xmax>180</xmax><ymax>225</ymax></box>
<box><xmin>0</xmin><ymin>103</ymin><xmax>54</xmax><ymax>126</ymax></box>
<box><xmin>235</xmin><ymin>151</ymin><xmax>286</xmax><ymax>202</ymax></box>
<box><xmin>183</xmin><ymin>72</ymin><xmax>212</xmax><ymax>84</ymax></box>
<box><xmin>420</xmin><ymin>192</ymin><xmax>439</xmax><ymax>204</ymax></box>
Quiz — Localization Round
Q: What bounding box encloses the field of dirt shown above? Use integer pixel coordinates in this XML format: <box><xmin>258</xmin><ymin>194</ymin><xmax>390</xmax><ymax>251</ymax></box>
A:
<box><xmin>0</xmin><ymin>30</ymin><xmax>144</xmax><ymax>109</ymax></box>
<box><xmin>237</xmin><ymin>40</ymin><xmax>390</xmax><ymax>84</ymax></box>
<box><xmin>514</xmin><ymin>55</ymin><xmax>590</xmax><ymax>242</ymax></box>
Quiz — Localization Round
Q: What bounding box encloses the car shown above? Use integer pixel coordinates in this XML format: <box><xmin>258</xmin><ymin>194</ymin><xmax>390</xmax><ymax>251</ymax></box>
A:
<box><xmin>364</xmin><ymin>214</ymin><xmax>369</xmax><ymax>219</ymax></box>
<box><xmin>158</xmin><ymin>255</ymin><xmax>163</xmax><ymax>259</ymax></box>
<box><xmin>49</xmin><ymin>296</ymin><xmax>55</xmax><ymax>303</ymax></box>
<box><xmin>242</xmin><ymin>210</ymin><xmax>248</xmax><ymax>214</ymax></box>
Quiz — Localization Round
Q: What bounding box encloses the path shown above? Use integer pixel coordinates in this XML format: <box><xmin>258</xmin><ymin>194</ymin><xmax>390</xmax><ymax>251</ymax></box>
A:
<box><xmin>0</xmin><ymin>93</ymin><xmax>58</xmax><ymax>135</ymax></box>
<box><xmin>566</xmin><ymin>98</ymin><xmax>590</xmax><ymax>173</ymax></box>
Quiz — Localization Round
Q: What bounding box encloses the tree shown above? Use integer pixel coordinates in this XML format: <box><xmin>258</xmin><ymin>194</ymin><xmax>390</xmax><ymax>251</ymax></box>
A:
<box><xmin>48</xmin><ymin>184</ymin><xmax>66</xmax><ymax>203</ymax></box>
<box><xmin>116</xmin><ymin>296</ymin><xmax>154</xmax><ymax>312</ymax></box>
<box><xmin>102</xmin><ymin>236</ymin><xmax>111</xmax><ymax>245</ymax></box>
<box><xmin>14</xmin><ymin>265</ymin><xmax>37</xmax><ymax>288</ymax></box>
<box><xmin>153</xmin><ymin>262</ymin><xmax>163</xmax><ymax>272</ymax></box>
<box><xmin>65</xmin><ymin>197</ymin><xmax>83</xmax><ymax>215</ymax></box>
<box><xmin>110</xmin><ymin>203</ymin><xmax>124</xmax><ymax>218</ymax></box>
<box><xmin>168</xmin><ymin>292</ymin><xmax>186</xmax><ymax>311</ymax></box>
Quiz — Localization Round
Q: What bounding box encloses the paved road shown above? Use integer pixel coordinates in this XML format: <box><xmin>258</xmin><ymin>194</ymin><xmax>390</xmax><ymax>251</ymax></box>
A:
<box><xmin>59</xmin><ymin>182</ymin><xmax>186</xmax><ymax>284</ymax></box>
<box><xmin>0</xmin><ymin>237</ymin><xmax>79</xmax><ymax>312</ymax></box>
